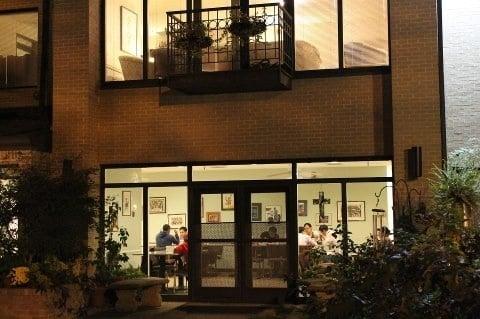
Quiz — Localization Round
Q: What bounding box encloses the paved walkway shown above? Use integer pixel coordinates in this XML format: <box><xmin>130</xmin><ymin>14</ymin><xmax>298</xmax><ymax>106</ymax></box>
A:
<box><xmin>89</xmin><ymin>302</ymin><xmax>274</xmax><ymax>319</ymax></box>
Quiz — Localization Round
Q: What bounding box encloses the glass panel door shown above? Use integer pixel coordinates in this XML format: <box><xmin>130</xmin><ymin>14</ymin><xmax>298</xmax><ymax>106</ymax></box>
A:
<box><xmin>191</xmin><ymin>185</ymin><xmax>291</xmax><ymax>301</ymax></box>
<box><xmin>192</xmin><ymin>188</ymin><xmax>240</xmax><ymax>299</ymax></box>
<box><xmin>249</xmin><ymin>192</ymin><xmax>288</xmax><ymax>289</ymax></box>
<box><xmin>200</xmin><ymin>192</ymin><xmax>237</xmax><ymax>288</ymax></box>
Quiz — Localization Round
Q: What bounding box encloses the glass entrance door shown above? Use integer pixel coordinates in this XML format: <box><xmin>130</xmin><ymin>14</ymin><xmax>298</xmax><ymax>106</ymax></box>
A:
<box><xmin>191</xmin><ymin>185</ymin><xmax>291</xmax><ymax>302</ymax></box>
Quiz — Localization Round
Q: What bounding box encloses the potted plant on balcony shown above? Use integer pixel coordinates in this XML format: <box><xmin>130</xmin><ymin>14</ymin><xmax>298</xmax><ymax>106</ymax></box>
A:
<box><xmin>173</xmin><ymin>22</ymin><xmax>214</xmax><ymax>54</ymax></box>
<box><xmin>227</xmin><ymin>12</ymin><xmax>267</xmax><ymax>42</ymax></box>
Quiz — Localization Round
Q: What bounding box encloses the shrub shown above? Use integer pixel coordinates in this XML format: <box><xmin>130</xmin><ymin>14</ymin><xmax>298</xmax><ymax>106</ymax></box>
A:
<box><xmin>304</xmin><ymin>147</ymin><xmax>480</xmax><ymax>319</ymax></box>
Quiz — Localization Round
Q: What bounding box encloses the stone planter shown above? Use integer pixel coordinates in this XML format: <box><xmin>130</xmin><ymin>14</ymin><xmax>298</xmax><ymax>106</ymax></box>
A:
<box><xmin>0</xmin><ymin>285</ymin><xmax>85</xmax><ymax>319</ymax></box>
<box><xmin>89</xmin><ymin>286</ymin><xmax>108</xmax><ymax>308</ymax></box>
<box><xmin>0</xmin><ymin>288</ymin><xmax>52</xmax><ymax>319</ymax></box>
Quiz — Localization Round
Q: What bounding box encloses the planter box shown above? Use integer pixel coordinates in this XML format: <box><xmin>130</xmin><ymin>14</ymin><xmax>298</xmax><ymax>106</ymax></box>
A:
<box><xmin>0</xmin><ymin>285</ymin><xmax>85</xmax><ymax>319</ymax></box>
<box><xmin>0</xmin><ymin>288</ymin><xmax>53</xmax><ymax>319</ymax></box>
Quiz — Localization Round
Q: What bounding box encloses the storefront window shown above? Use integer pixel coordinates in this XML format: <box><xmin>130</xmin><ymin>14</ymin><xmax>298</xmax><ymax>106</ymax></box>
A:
<box><xmin>297</xmin><ymin>161</ymin><xmax>392</xmax><ymax>179</ymax></box>
<box><xmin>192</xmin><ymin>163</ymin><xmax>292</xmax><ymax>181</ymax></box>
<box><xmin>148</xmin><ymin>186</ymin><xmax>188</xmax><ymax>295</ymax></box>
<box><xmin>346</xmin><ymin>182</ymin><xmax>393</xmax><ymax>244</ymax></box>
<box><xmin>104</xmin><ymin>187</ymin><xmax>144</xmax><ymax>268</ymax></box>
<box><xmin>105</xmin><ymin>166</ymin><xmax>187</xmax><ymax>183</ymax></box>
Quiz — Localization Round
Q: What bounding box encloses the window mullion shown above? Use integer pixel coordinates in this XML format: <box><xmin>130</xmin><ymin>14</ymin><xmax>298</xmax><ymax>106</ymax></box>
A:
<box><xmin>337</xmin><ymin>0</ymin><xmax>344</xmax><ymax>69</ymax></box>
<box><xmin>143</xmin><ymin>0</ymin><xmax>149</xmax><ymax>80</ymax></box>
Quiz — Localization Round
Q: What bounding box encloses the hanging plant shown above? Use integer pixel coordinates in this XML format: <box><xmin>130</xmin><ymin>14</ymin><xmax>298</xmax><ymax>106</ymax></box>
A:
<box><xmin>173</xmin><ymin>22</ymin><xmax>214</xmax><ymax>53</ymax></box>
<box><xmin>228</xmin><ymin>13</ymin><xmax>267</xmax><ymax>40</ymax></box>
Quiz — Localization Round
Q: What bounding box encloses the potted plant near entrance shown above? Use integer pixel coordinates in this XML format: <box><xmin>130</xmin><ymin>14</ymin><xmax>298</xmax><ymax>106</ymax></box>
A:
<box><xmin>0</xmin><ymin>161</ymin><xmax>97</xmax><ymax>318</ymax></box>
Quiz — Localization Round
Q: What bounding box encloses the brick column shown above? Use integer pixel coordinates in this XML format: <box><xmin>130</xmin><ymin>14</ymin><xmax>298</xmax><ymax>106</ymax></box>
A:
<box><xmin>52</xmin><ymin>0</ymin><xmax>98</xmax><ymax>169</ymax></box>
<box><xmin>390</xmin><ymin>0</ymin><xmax>443</xmax><ymax>194</ymax></box>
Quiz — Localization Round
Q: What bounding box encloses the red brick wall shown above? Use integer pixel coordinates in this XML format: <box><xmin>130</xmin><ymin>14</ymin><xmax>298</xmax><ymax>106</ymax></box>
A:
<box><xmin>51</xmin><ymin>0</ymin><xmax>98</xmax><ymax>168</ymax></box>
<box><xmin>96</xmin><ymin>75</ymin><xmax>388</xmax><ymax>164</ymax></box>
<box><xmin>0</xmin><ymin>288</ymin><xmax>53</xmax><ymax>319</ymax></box>
<box><xmin>1</xmin><ymin>0</ymin><xmax>443</xmax><ymax>192</ymax></box>
<box><xmin>390</xmin><ymin>0</ymin><xmax>443</xmax><ymax>193</ymax></box>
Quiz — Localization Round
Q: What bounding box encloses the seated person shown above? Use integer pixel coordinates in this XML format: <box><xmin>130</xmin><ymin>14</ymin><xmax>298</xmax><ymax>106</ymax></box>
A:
<box><xmin>174</xmin><ymin>230</ymin><xmax>189</xmax><ymax>290</ymax></box>
<box><xmin>318</xmin><ymin>225</ymin><xmax>337</xmax><ymax>250</ymax></box>
<box><xmin>178</xmin><ymin>226</ymin><xmax>188</xmax><ymax>244</ymax></box>
<box><xmin>377</xmin><ymin>226</ymin><xmax>392</xmax><ymax>243</ymax></box>
<box><xmin>260</xmin><ymin>226</ymin><xmax>280</xmax><ymax>240</ymax></box>
<box><xmin>298</xmin><ymin>223</ymin><xmax>317</xmax><ymax>247</ymax></box>
<box><xmin>156</xmin><ymin>224</ymin><xmax>179</xmax><ymax>247</ymax></box>
<box><xmin>154</xmin><ymin>224</ymin><xmax>179</xmax><ymax>285</ymax></box>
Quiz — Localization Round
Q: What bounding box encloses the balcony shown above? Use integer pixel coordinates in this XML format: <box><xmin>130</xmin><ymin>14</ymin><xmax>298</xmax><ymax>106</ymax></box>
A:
<box><xmin>164</xmin><ymin>3</ymin><xmax>293</xmax><ymax>94</ymax></box>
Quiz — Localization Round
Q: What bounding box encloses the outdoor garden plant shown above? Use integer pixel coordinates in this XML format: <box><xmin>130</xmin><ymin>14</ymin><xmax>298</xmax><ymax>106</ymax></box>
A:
<box><xmin>0</xmin><ymin>160</ymin><xmax>97</xmax><ymax>316</ymax></box>
<box><xmin>300</xmin><ymin>146</ymin><xmax>480</xmax><ymax>319</ymax></box>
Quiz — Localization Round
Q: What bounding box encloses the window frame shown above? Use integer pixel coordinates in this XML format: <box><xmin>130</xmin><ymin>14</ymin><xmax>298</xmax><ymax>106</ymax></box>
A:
<box><xmin>100</xmin><ymin>0</ymin><xmax>391</xmax><ymax>89</ymax></box>
<box><xmin>294</xmin><ymin>0</ymin><xmax>391</xmax><ymax>77</ymax></box>
<box><xmin>0</xmin><ymin>7</ymin><xmax>40</xmax><ymax>90</ymax></box>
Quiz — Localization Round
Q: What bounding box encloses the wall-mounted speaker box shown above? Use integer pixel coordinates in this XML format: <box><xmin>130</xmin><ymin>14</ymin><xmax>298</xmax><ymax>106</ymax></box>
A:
<box><xmin>406</xmin><ymin>146</ymin><xmax>422</xmax><ymax>180</ymax></box>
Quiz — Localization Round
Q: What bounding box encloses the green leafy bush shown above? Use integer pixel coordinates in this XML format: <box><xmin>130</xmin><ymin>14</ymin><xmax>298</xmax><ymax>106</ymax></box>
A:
<box><xmin>0</xmin><ymin>160</ymin><xmax>97</xmax><ymax>315</ymax></box>
<box><xmin>304</xmin><ymin>148</ymin><xmax>480</xmax><ymax>319</ymax></box>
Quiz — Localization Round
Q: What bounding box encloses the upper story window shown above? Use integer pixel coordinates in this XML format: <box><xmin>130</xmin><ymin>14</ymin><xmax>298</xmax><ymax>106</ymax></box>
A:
<box><xmin>0</xmin><ymin>10</ymin><xmax>39</xmax><ymax>88</ymax></box>
<box><xmin>104</xmin><ymin>0</ymin><xmax>389</xmax><ymax>83</ymax></box>
<box><xmin>105</xmin><ymin>0</ymin><xmax>186</xmax><ymax>82</ymax></box>
<box><xmin>295</xmin><ymin>0</ymin><xmax>389</xmax><ymax>71</ymax></box>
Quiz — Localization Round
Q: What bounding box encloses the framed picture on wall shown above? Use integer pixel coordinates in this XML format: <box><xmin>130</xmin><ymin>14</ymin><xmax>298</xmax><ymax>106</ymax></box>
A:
<box><xmin>168</xmin><ymin>214</ymin><xmax>186</xmax><ymax>228</ymax></box>
<box><xmin>265</xmin><ymin>205</ymin><xmax>281</xmax><ymax>222</ymax></box>
<box><xmin>120</xmin><ymin>6</ymin><xmax>138</xmax><ymax>55</ymax></box>
<box><xmin>251</xmin><ymin>203</ymin><xmax>262</xmax><ymax>222</ymax></box>
<box><xmin>337</xmin><ymin>201</ymin><xmax>366</xmax><ymax>221</ymax></box>
<box><xmin>206</xmin><ymin>211</ymin><xmax>221</xmax><ymax>223</ymax></box>
<box><xmin>122</xmin><ymin>191</ymin><xmax>131</xmax><ymax>216</ymax></box>
<box><xmin>221</xmin><ymin>193</ymin><xmax>234</xmax><ymax>210</ymax></box>
<box><xmin>298</xmin><ymin>200</ymin><xmax>308</xmax><ymax>216</ymax></box>
<box><xmin>317</xmin><ymin>213</ymin><xmax>332</xmax><ymax>226</ymax></box>
<box><xmin>149</xmin><ymin>197</ymin><xmax>166</xmax><ymax>214</ymax></box>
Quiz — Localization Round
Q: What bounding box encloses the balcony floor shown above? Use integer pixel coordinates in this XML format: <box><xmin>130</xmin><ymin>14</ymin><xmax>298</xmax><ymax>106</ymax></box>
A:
<box><xmin>166</xmin><ymin>68</ymin><xmax>291</xmax><ymax>95</ymax></box>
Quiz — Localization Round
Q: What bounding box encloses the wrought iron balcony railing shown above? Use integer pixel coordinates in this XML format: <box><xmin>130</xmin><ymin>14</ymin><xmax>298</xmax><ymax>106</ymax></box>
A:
<box><xmin>166</xmin><ymin>3</ymin><xmax>293</xmax><ymax>78</ymax></box>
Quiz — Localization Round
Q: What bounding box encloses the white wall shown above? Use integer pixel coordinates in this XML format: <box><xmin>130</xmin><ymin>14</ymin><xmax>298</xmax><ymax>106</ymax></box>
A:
<box><xmin>105</xmin><ymin>187</ymin><xmax>144</xmax><ymax>268</ymax></box>
<box><xmin>148</xmin><ymin>186</ymin><xmax>188</xmax><ymax>244</ymax></box>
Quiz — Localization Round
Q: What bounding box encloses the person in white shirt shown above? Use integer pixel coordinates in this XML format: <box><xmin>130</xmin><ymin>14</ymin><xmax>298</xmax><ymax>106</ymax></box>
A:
<box><xmin>298</xmin><ymin>223</ymin><xmax>318</xmax><ymax>246</ymax></box>
<box><xmin>318</xmin><ymin>225</ymin><xmax>337</xmax><ymax>250</ymax></box>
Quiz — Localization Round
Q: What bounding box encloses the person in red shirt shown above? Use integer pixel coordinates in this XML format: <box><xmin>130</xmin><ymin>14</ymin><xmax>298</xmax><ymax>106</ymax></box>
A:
<box><xmin>174</xmin><ymin>228</ymin><xmax>188</xmax><ymax>289</ymax></box>
<box><xmin>174</xmin><ymin>233</ymin><xmax>189</xmax><ymax>263</ymax></box>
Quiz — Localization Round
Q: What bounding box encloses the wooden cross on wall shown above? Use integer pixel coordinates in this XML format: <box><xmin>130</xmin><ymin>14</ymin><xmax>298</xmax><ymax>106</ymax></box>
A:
<box><xmin>313</xmin><ymin>191</ymin><xmax>331</xmax><ymax>218</ymax></box>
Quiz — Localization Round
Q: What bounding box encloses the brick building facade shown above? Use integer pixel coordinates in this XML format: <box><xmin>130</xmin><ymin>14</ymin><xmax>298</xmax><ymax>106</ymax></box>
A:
<box><xmin>0</xmin><ymin>0</ymin><xmax>445</xmax><ymax>304</ymax></box>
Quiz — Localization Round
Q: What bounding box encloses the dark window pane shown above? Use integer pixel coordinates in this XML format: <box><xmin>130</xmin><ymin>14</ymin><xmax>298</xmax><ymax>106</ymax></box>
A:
<box><xmin>201</xmin><ymin>242</ymin><xmax>236</xmax><ymax>287</ymax></box>
<box><xmin>0</xmin><ymin>11</ymin><xmax>38</xmax><ymax>87</ymax></box>
<box><xmin>105</xmin><ymin>0</ymin><xmax>144</xmax><ymax>81</ymax></box>
<box><xmin>295</xmin><ymin>0</ymin><xmax>338</xmax><ymax>70</ymax></box>
<box><xmin>251</xmin><ymin>242</ymin><xmax>287</xmax><ymax>288</ymax></box>
<box><xmin>343</xmin><ymin>0</ymin><xmax>389</xmax><ymax>67</ymax></box>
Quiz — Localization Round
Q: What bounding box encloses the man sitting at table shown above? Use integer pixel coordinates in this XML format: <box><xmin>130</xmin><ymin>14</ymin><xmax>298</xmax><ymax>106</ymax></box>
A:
<box><xmin>318</xmin><ymin>225</ymin><xmax>337</xmax><ymax>250</ymax></box>
<box><xmin>298</xmin><ymin>223</ymin><xmax>317</xmax><ymax>246</ymax></box>
<box><xmin>156</xmin><ymin>224</ymin><xmax>179</xmax><ymax>247</ymax></box>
